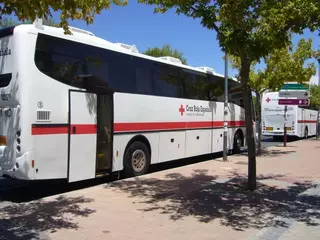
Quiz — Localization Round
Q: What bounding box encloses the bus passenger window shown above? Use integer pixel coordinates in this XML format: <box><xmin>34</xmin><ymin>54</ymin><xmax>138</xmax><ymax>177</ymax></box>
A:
<box><xmin>136</xmin><ymin>67</ymin><xmax>153</xmax><ymax>95</ymax></box>
<box><xmin>153</xmin><ymin>63</ymin><xmax>180</xmax><ymax>98</ymax></box>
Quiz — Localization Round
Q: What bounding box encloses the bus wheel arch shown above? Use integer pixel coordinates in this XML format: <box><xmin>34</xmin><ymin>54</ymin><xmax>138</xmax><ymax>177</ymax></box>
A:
<box><xmin>233</xmin><ymin>129</ymin><xmax>244</xmax><ymax>154</ymax></box>
<box><xmin>123</xmin><ymin>135</ymin><xmax>151</xmax><ymax>177</ymax></box>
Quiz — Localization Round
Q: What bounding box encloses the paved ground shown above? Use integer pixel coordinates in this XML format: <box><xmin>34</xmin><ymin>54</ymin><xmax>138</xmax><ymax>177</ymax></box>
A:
<box><xmin>0</xmin><ymin>138</ymin><xmax>319</xmax><ymax>240</ymax></box>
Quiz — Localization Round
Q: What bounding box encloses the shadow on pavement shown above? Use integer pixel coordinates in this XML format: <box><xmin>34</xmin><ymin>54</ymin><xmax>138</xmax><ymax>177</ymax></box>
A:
<box><xmin>238</xmin><ymin>148</ymin><xmax>296</xmax><ymax>159</ymax></box>
<box><xmin>0</xmin><ymin>195</ymin><xmax>95</xmax><ymax>240</ymax></box>
<box><xmin>148</xmin><ymin>152</ymin><xmax>223</xmax><ymax>175</ymax></box>
<box><xmin>259</xmin><ymin>149</ymin><xmax>296</xmax><ymax>157</ymax></box>
<box><xmin>109</xmin><ymin>170</ymin><xmax>320</xmax><ymax>231</ymax></box>
<box><xmin>0</xmin><ymin>153</ymin><xmax>224</xmax><ymax>203</ymax></box>
<box><xmin>0</xmin><ymin>177</ymin><xmax>110</xmax><ymax>203</ymax></box>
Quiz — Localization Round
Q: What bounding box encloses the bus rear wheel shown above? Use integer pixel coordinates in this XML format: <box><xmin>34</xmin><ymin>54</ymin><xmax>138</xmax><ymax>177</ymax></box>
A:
<box><xmin>123</xmin><ymin>141</ymin><xmax>151</xmax><ymax>177</ymax></box>
<box><xmin>233</xmin><ymin>131</ymin><xmax>242</xmax><ymax>154</ymax></box>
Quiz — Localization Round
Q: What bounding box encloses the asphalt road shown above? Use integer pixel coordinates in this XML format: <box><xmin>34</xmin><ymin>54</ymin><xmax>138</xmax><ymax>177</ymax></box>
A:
<box><xmin>260</xmin><ymin>135</ymin><xmax>300</xmax><ymax>148</ymax></box>
<box><xmin>261</xmin><ymin>136</ymin><xmax>283</xmax><ymax>148</ymax></box>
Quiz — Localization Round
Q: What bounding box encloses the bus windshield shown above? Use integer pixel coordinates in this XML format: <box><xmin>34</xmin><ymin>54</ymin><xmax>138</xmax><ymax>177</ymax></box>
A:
<box><xmin>0</xmin><ymin>27</ymin><xmax>14</xmax><ymax>88</ymax></box>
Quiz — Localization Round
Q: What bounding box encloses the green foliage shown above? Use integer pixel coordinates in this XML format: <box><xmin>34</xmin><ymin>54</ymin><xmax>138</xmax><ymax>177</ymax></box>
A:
<box><xmin>228</xmin><ymin>37</ymin><xmax>317</xmax><ymax>94</ymax></box>
<box><xmin>0</xmin><ymin>0</ymin><xmax>127</xmax><ymax>34</ymax></box>
<box><xmin>310</xmin><ymin>85</ymin><xmax>320</xmax><ymax>107</ymax></box>
<box><xmin>139</xmin><ymin>0</ymin><xmax>320</xmax><ymax>63</ymax></box>
<box><xmin>143</xmin><ymin>44</ymin><xmax>188</xmax><ymax>65</ymax></box>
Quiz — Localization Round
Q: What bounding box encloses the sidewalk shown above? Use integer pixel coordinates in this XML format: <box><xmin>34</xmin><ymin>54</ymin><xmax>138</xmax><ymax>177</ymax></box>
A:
<box><xmin>1</xmin><ymin>139</ymin><xmax>320</xmax><ymax>240</ymax></box>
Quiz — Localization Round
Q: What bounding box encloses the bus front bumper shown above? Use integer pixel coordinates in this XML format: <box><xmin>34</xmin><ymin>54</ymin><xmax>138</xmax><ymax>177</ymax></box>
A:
<box><xmin>262</xmin><ymin>130</ymin><xmax>296</xmax><ymax>136</ymax></box>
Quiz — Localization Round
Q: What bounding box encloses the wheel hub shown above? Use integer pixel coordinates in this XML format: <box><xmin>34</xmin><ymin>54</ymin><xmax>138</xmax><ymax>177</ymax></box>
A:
<box><xmin>132</xmin><ymin>149</ymin><xmax>146</xmax><ymax>173</ymax></box>
<box><xmin>236</xmin><ymin>137</ymin><xmax>241</xmax><ymax>148</ymax></box>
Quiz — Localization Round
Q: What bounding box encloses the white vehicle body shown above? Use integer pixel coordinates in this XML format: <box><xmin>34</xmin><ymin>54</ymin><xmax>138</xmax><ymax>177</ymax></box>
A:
<box><xmin>0</xmin><ymin>21</ymin><xmax>246</xmax><ymax>182</ymax></box>
<box><xmin>261</xmin><ymin>92</ymin><xmax>317</xmax><ymax>138</ymax></box>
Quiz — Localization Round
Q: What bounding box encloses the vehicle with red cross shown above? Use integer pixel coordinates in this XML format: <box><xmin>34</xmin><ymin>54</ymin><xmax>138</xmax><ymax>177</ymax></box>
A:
<box><xmin>0</xmin><ymin>19</ymin><xmax>246</xmax><ymax>182</ymax></box>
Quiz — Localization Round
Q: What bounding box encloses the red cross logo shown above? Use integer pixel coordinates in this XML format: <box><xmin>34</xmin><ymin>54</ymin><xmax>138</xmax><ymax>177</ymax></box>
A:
<box><xmin>179</xmin><ymin>104</ymin><xmax>185</xmax><ymax>116</ymax></box>
<box><xmin>266</xmin><ymin>97</ymin><xmax>271</xmax><ymax>103</ymax></box>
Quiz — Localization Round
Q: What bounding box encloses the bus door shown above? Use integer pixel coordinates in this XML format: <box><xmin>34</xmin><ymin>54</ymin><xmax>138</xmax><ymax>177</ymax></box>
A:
<box><xmin>301</xmin><ymin>108</ymin><xmax>306</xmax><ymax>135</ymax></box>
<box><xmin>95</xmin><ymin>92</ymin><xmax>113</xmax><ymax>175</ymax></box>
<box><xmin>68</xmin><ymin>90</ymin><xmax>113</xmax><ymax>183</ymax></box>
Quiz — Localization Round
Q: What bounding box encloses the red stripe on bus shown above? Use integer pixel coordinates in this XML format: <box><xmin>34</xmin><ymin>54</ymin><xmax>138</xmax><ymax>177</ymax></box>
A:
<box><xmin>32</xmin><ymin>126</ymin><xmax>68</xmax><ymax>135</ymax></box>
<box><xmin>71</xmin><ymin>124</ymin><xmax>97</xmax><ymax>134</ymax></box>
<box><xmin>297</xmin><ymin>120</ymin><xmax>317</xmax><ymax>123</ymax></box>
<box><xmin>113</xmin><ymin>120</ymin><xmax>246</xmax><ymax>132</ymax></box>
<box><xmin>31</xmin><ymin>121</ymin><xmax>246</xmax><ymax>135</ymax></box>
<box><xmin>31</xmin><ymin>124</ymin><xmax>96</xmax><ymax>135</ymax></box>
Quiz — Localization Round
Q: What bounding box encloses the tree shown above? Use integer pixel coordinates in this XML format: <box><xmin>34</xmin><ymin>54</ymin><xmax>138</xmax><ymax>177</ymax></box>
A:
<box><xmin>144</xmin><ymin>44</ymin><xmax>188</xmax><ymax>65</ymax></box>
<box><xmin>138</xmin><ymin>0</ymin><xmax>320</xmax><ymax>190</ymax></box>
<box><xmin>228</xmin><ymin>38</ymin><xmax>317</xmax><ymax>155</ymax></box>
<box><xmin>310</xmin><ymin>85</ymin><xmax>320</xmax><ymax>139</ymax></box>
<box><xmin>0</xmin><ymin>0</ymin><xmax>127</xmax><ymax>34</ymax></box>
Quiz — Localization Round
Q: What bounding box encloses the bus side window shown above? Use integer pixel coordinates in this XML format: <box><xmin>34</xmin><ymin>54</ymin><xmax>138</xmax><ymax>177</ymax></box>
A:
<box><xmin>153</xmin><ymin>63</ymin><xmax>180</xmax><ymax>98</ymax></box>
<box><xmin>180</xmin><ymin>69</ymin><xmax>197</xmax><ymax>99</ymax></box>
<box><xmin>240</xmin><ymin>99</ymin><xmax>244</xmax><ymax>107</ymax></box>
<box><xmin>106</xmin><ymin>52</ymin><xmax>136</xmax><ymax>93</ymax></box>
<box><xmin>135</xmin><ymin>58</ymin><xmax>154</xmax><ymax>95</ymax></box>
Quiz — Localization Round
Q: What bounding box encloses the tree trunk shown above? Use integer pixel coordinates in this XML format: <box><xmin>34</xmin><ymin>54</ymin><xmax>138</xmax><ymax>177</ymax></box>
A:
<box><xmin>256</xmin><ymin>92</ymin><xmax>262</xmax><ymax>155</ymax></box>
<box><xmin>317</xmin><ymin>105</ymin><xmax>320</xmax><ymax>139</ymax></box>
<box><xmin>240</xmin><ymin>59</ymin><xmax>257</xmax><ymax>191</ymax></box>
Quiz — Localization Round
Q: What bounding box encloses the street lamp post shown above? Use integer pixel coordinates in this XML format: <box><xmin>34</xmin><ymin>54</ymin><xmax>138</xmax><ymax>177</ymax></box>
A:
<box><xmin>223</xmin><ymin>52</ymin><xmax>228</xmax><ymax>161</ymax></box>
<box><xmin>318</xmin><ymin>58</ymin><xmax>320</xmax><ymax>86</ymax></box>
<box><xmin>317</xmin><ymin>58</ymin><xmax>320</xmax><ymax>139</ymax></box>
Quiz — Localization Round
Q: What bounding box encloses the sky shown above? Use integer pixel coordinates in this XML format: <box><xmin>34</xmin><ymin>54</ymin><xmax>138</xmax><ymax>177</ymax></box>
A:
<box><xmin>10</xmin><ymin>1</ymin><xmax>320</xmax><ymax>83</ymax></box>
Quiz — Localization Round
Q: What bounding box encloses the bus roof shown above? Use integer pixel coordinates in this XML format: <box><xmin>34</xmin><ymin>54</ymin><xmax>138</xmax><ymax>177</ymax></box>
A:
<box><xmin>14</xmin><ymin>20</ymin><xmax>242</xmax><ymax>90</ymax></box>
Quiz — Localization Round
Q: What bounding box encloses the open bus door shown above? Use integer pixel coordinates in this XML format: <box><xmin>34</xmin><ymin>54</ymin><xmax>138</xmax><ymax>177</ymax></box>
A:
<box><xmin>68</xmin><ymin>82</ymin><xmax>113</xmax><ymax>183</ymax></box>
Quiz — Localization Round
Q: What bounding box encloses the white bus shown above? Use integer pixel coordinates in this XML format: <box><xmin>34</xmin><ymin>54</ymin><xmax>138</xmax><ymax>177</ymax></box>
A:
<box><xmin>0</xmin><ymin>20</ymin><xmax>246</xmax><ymax>182</ymax></box>
<box><xmin>261</xmin><ymin>91</ymin><xmax>318</xmax><ymax>139</ymax></box>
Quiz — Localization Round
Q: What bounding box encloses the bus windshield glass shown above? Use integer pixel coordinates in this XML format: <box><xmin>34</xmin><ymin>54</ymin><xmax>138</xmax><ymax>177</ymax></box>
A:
<box><xmin>0</xmin><ymin>27</ymin><xmax>14</xmax><ymax>88</ymax></box>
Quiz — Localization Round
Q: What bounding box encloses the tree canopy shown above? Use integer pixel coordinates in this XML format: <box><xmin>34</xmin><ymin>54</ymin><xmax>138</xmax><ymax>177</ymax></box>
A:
<box><xmin>228</xmin><ymin>37</ymin><xmax>317</xmax><ymax>155</ymax></box>
<box><xmin>310</xmin><ymin>84</ymin><xmax>320</xmax><ymax>139</ymax></box>
<box><xmin>138</xmin><ymin>0</ymin><xmax>320</xmax><ymax>190</ymax></box>
<box><xmin>139</xmin><ymin>1</ymin><xmax>319</xmax><ymax>61</ymax></box>
<box><xmin>143</xmin><ymin>44</ymin><xmax>188</xmax><ymax>65</ymax></box>
<box><xmin>310</xmin><ymin>85</ymin><xmax>320</xmax><ymax>107</ymax></box>
<box><xmin>228</xmin><ymin>37</ymin><xmax>317</xmax><ymax>94</ymax></box>
<box><xmin>0</xmin><ymin>0</ymin><xmax>127</xmax><ymax>33</ymax></box>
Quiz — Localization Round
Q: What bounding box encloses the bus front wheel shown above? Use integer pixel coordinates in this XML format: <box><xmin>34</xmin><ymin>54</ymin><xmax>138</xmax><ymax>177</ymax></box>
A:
<box><xmin>123</xmin><ymin>141</ymin><xmax>151</xmax><ymax>177</ymax></box>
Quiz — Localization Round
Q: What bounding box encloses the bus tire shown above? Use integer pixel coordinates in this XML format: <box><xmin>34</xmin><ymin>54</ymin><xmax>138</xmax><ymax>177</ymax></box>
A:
<box><xmin>233</xmin><ymin>131</ymin><xmax>242</xmax><ymax>154</ymax></box>
<box><xmin>123</xmin><ymin>141</ymin><xmax>151</xmax><ymax>177</ymax></box>
<box><xmin>304</xmin><ymin>127</ymin><xmax>308</xmax><ymax>139</ymax></box>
